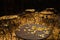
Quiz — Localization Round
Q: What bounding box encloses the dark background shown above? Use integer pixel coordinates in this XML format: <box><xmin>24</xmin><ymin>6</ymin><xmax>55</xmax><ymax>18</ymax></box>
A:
<box><xmin>0</xmin><ymin>0</ymin><xmax>60</xmax><ymax>16</ymax></box>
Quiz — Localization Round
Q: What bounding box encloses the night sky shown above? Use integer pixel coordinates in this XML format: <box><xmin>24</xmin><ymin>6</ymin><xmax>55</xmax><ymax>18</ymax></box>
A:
<box><xmin>0</xmin><ymin>0</ymin><xmax>60</xmax><ymax>16</ymax></box>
